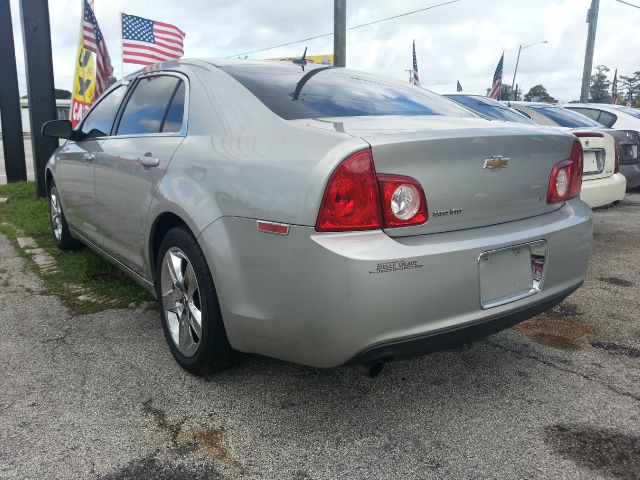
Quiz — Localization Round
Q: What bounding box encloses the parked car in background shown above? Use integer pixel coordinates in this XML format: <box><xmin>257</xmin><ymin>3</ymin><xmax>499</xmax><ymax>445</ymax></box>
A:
<box><xmin>443</xmin><ymin>94</ymin><xmax>535</xmax><ymax>124</ymax></box>
<box><xmin>506</xmin><ymin>102</ymin><xmax>628</xmax><ymax>205</ymax></box>
<box><xmin>563</xmin><ymin>103</ymin><xmax>640</xmax><ymax>130</ymax></box>
<box><xmin>562</xmin><ymin>104</ymin><xmax>640</xmax><ymax>189</ymax></box>
<box><xmin>42</xmin><ymin>60</ymin><xmax>592</xmax><ymax>376</ymax></box>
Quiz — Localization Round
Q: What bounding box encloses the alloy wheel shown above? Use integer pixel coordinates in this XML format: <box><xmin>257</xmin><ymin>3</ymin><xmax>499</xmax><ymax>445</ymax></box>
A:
<box><xmin>160</xmin><ymin>247</ymin><xmax>203</xmax><ymax>357</ymax></box>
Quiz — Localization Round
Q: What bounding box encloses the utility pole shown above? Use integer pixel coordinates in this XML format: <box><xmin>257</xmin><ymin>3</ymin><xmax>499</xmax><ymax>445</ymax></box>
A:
<box><xmin>334</xmin><ymin>0</ymin><xmax>346</xmax><ymax>67</ymax></box>
<box><xmin>580</xmin><ymin>0</ymin><xmax>599</xmax><ymax>102</ymax></box>
<box><xmin>0</xmin><ymin>0</ymin><xmax>27</xmax><ymax>183</ymax></box>
<box><xmin>19</xmin><ymin>0</ymin><xmax>58</xmax><ymax>197</ymax></box>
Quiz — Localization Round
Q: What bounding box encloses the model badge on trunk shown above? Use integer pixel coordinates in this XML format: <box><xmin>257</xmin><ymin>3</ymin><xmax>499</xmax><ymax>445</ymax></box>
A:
<box><xmin>483</xmin><ymin>155</ymin><xmax>510</xmax><ymax>171</ymax></box>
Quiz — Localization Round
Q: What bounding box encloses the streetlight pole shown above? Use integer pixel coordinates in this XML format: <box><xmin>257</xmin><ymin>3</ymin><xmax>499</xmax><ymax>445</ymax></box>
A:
<box><xmin>510</xmin><ymin>40</ymin><xmax>547</xmax><ymax>100</ymax></box>
<box><xmin>580</xmin><ymin>0</ymin><xmax>599</xmax><ymax>102</ymax></box>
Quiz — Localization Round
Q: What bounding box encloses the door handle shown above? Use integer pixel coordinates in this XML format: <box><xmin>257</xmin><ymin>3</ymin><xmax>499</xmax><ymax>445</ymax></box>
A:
<box><xmin>83</xmin><ymin>152</ymin><xmax>95</xmax><ymax>161</ymax></box>
<box><xmin>139</xmin><ymin>153</ymin><xmax>159</xmax><ymax>168</ymax></box>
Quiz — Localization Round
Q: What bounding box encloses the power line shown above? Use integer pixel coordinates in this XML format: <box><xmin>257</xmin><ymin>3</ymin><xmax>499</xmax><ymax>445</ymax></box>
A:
<box><xmin>227</xmin><ymin>0</ymin><xmax>461</xmax><ymax>58</ymax></box>
<box><xmin>615</xmin><ymin>0</ymin><xmax>640</xmax><ymax>8</ymax></box>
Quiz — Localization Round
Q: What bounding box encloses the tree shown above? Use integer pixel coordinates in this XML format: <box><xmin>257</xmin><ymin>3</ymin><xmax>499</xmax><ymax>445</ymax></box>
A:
<box><xmin>524</xmin><ymin>84</ymin><xmax>556</xmax><ymax>103</ymax></box>
<box><xmin>589</xmin><ymin>65</ymin><xmax>611</xmax><ymax>103</ymax></box>
<box><xmin>501</xmin><ymin>84</ymin><xmax>521</xmax><ymax>101</ymax></box>
<box><xmin>22</xmin><ymin>89</ymin><xmax>72</xmax><ymax>100</ymax></box>
<box><xmin>620</xmin><ymin>71</ymin><xmax>640</xmax><ymax>106</ymax></box>
<box><xmin>54</xmin><ymin>89</ymin><xmax>72</xmax><ymax>99</ymax></box>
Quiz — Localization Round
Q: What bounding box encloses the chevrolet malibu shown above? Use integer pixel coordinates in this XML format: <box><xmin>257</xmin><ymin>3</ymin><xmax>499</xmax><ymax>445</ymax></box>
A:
<box><xmin>42</xmin><ymin>60</ymin><xmax>593</xmax><ymax>376</ymax></box>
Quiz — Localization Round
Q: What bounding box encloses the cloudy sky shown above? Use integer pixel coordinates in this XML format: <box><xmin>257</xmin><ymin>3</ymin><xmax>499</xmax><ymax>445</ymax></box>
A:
<box><xmin>6</xmin><ymin>0</ymin><xmax>640</xmax><ymax>102</ymax></box>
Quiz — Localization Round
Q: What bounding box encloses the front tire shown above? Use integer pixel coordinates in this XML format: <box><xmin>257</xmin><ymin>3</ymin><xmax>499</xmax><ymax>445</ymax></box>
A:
<box><xmin>48</xmin><ymin>180</ymin><xmax>79</xmax><ymax>250</ymax></box>
<box><xmin>155</xmin><ymin>226</ymin><xmax>234</xmax><ymax>374</ymax></box>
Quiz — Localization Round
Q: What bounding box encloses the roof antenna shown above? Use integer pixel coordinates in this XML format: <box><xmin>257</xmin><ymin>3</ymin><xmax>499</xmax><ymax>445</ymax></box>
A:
<box><xmin>292</xmin><ymin>47</ymin><xmax>308</xmax><ymax>71</ymax></box>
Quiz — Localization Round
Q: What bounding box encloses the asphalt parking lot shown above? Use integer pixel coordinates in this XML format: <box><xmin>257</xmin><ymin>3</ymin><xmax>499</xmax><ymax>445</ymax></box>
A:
<box><xmin>1</xmin><ymin>192</ymin><xmax>639</xmax><ymax>480</ymax></box>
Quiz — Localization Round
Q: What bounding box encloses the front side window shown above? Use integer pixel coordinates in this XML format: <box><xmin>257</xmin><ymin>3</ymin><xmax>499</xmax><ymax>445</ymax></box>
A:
<box><xmin>117</xmin><ymin>75</ymin><xmax>184</xmax><ymax>135</ymax></box>
<box><xmin>80</xmin><ymin>86</ymin><xmax>126</xmax><ymax>137</ymax></box>
<box><xmin>220</xmin><ymin>64</ymin><xmax>472</xmax><ymax>120</ymax></box>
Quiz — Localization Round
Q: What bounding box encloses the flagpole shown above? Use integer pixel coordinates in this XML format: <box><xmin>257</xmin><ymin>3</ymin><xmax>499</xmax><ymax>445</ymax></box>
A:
<box><xmin>119</xmin><ymin>11</ymin><xmax>124</xmax><ymax>81</ymax></box>
<box><xmin>80</xmin><ymin>0</ymin><xmax>86</xmax><ymax>108</ymax></box>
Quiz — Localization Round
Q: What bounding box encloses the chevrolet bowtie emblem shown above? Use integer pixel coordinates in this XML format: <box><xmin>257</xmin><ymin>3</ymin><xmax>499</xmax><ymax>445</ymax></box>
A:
<box><xmin>483</xmin><ymin>155</ymin><xmax>510</xmax><ymax>171</ymax></box>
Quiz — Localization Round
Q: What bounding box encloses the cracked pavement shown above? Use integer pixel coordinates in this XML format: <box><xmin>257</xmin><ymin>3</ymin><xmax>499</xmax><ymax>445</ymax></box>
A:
<box><xmin>0</xmin><ymin>192</ymin><xmax>639</xmax><ymax>479</ymax></box>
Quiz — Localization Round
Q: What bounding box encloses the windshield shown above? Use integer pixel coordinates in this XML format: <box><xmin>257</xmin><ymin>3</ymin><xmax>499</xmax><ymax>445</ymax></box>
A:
<box><xmin>532</xmin><ymin>106</ymin><xmax>603</xmax><ymax>128</ymax></box>
<box><xmin>445</xmin><ymin>95</ymin><xmax>535</xmax><ymax>124</ymax></box>
<box><xmin>220</xmin><ymin>64</ymin><xmax>473</xmax><ymax>120</ymax></box>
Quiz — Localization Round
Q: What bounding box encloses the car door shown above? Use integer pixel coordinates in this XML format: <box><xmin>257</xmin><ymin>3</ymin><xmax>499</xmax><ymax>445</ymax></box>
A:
<box><xmin>55</xmin><ymin>85</ymin><xmax>127</xmax><ymax>245</ymax></box>
<box><xmin>94</xmin><ymin>73</ymin><xmax>187</xmax><ymax>277</ymax></box>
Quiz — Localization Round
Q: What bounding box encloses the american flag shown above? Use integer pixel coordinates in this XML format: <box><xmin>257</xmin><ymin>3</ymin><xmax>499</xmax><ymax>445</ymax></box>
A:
<box><xmin>611</xmin><ymin>69</ymin><xmax>618</xmax><ymax>105</ymax></box>
<box><xmin>411</xmin><ymin>40</ymin><xmax>420</xmax><ymax>87</ymax></box>
<box><xmin>456</xmin><ymin>80</ymin><xmax>463</xmax><ymax>92</ymax></box>
<box><xmin>488</xmin><ymin>53</ymin><xmax>504</xmax><ymax>100</ymax></box>
<box><xmin>121</xmin><ymin>13</ymin><xmax>186</xmax><ymax>66</ymax></box>
<box><xmin>82</xmin><ymin>0</ymin><xmax>113</xmax><ymax>97</ymax></box>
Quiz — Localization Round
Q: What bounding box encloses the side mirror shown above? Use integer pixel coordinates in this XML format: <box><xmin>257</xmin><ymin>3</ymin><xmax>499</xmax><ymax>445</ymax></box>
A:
<box><xmin>42</xmin><ymin>119</ymin><xmax>72</xmax><ymax>139</ymax></box>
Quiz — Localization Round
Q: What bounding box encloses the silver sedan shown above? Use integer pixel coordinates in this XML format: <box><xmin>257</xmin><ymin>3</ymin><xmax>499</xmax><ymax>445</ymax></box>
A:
<box><xmin>43</xmin><ymin>60</ymin><xmax>592</xmax><ymax>376</ymax></box>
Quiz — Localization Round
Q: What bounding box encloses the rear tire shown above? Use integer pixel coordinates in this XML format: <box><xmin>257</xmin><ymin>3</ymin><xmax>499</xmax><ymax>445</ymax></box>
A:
<box><xmin>48</xmin><ymin>180</ymin><xmax>80</xmax><ymax>250</ymax></box>
<box><xmin>155</xmin><ymin>226</ymin><xmax>234</xmax><ymax>375</ymax></box>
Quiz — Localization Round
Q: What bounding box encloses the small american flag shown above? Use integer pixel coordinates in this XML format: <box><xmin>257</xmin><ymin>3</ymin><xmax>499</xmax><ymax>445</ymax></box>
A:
<box><xmin>611</xmin><ymin>69</ymin><xmax>618</xmax><ymax>105</ymax></box>
<box><xmin>82</xmin><ymin>0</ymin><xmax>113</xmax><ymax>97</ymax></box>
<box><xmin>121</xmin><ymin>13</ymin><xmax>186</xmax><ymax>66</ymax></box>
<box><xmin>411</xmin><ymin>40</ymin><xmax>420</xmax><ymax>87</ymax></box>
<box><xmin>456</xmin><ymin>80</ymin><xmax>463</xmax><ymax>92</ymax></box>
<box><xmin>488</xmin><ymin>53</ymin><xmax>504</xmax><ymax>100</ymax></box>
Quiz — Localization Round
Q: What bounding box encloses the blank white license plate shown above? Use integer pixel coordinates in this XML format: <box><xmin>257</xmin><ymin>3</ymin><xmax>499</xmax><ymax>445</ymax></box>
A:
<box><xmin>479</xmin><ymin>245</ymin><xmax>534</xmax><ymax>309</ymax></box>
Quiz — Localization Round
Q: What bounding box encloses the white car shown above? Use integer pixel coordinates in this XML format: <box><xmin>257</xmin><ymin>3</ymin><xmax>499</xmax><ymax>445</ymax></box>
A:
<box><xmin>508</xmin><ymin>102</ymin><xmax>627</xmax><ymax>207</ymax></box>
<box><xmin>562</xmin><ymin>103</ymin><xmax>640</xmax><ymax>130</ymax></box>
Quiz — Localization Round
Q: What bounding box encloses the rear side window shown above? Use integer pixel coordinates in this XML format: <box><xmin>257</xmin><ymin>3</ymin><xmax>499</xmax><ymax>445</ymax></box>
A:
<box><xmin>532</xmin><ymin>106</ymin><xmax>603</xmax><ymax>128</ymax></box>
<box><xmin>598</xmin><ymin>111</ymin><xmax>617</xmax><ymax>127</ymax></box>
<box><xmin>162</xmin><ymin>82</ymin><xmax>186</xmax><ymax>133</ymax></box>
<box><xmin>80</xmin><ymin>86</ymin><xmax>126</xmax><ymax>137</ymax></box>
<box><xmin>117</xmin><ymin>75</ymin><xmax>182</xmax><ymax>135</ymax></box>
<box><xmin>220</xmin><ymin>64</ymin><xmax>471</xmax><ymax>120</ymax></box>
<box><xmin>569</xmin><ymin>107</ymin><xmax>600</xmax><ymax>122</ymax></box>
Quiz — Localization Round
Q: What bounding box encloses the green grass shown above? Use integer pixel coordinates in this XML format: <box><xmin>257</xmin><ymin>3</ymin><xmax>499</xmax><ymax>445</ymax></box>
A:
<box><xmin>0</xmin><ymin>181</ymin><xmax>153</xmax><ymax>314</ymax></box>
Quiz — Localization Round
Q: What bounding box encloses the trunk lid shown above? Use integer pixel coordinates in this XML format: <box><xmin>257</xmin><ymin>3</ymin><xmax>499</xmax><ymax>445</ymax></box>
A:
<box><xmin>296</xmin><ymin>115</ymin><xmax>577</xmax><ymax>236</ymax></box>
<box><xmin>570</xmin><ymin>130</ymin><xmax>615</xmax><ymax>180</ymax></box>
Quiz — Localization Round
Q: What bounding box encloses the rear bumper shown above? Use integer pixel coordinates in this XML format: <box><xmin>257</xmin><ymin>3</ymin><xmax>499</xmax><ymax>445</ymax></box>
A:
<box><xmin>346</xmin><ymin>283</ymin><xmax>580</xmax><ymax>365</ymax></box>
<box><xmin>199</xmin><ymin>200</ymin><xmax>592</xmax><ymax>368</ymax></box>
<box><xmin>620</xmin><ymin>163</ymin><xmax>640</xmax><ymax>190</ymax></box>
<box><xmin>581</xmin><ymin>173</ymin><xmax>627</xmax><ymax>208</ymax></box>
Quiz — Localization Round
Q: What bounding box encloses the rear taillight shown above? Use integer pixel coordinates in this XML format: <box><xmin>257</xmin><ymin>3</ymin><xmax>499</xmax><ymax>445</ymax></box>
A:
<box><xmin>315</xmin><ymin>149</ymin><xmax>382</xmax><ymax>232</ymax></box>
<box><xmin>614</xmin><ymin>144</ymin><xmax>620</xmax><ymax>173</ymax></box>
<box><xmin>547</xmin><ymin>139</ymin><xmax>583</xmax><ymax>204</ymax></box>
<box><xmin>316</xmin><ymin>149</ymin><xmax>428</xmax><ymax>232</ymax></box>
<box><xmin>377</xmin><ymin>174</ymin><xmax>428</xmax><ymax>228</ymax></box>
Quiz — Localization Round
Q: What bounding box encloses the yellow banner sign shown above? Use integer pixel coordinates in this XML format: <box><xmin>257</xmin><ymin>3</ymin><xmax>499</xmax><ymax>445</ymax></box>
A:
<box><xmin>268</xmin><ymin>54</ymin><xmax>333</xmax><ymax>66</ymax></box>
<box><xmin>70</xmin><ymin>31</ymin><xmax>96</xmax><ymax>128</ymax></box>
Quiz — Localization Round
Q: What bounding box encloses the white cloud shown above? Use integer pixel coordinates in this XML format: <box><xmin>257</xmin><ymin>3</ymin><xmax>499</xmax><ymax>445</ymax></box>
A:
<box><xmin>7</xmin><ymin>0</ymin><xmax>640</xmax><ymax>102</ymax></box>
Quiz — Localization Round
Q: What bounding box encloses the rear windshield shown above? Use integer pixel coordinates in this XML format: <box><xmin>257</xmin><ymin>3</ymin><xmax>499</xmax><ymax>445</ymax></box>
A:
<box><xmin>611</xmin><ymin>106</ymin><xmax>640</xmax><ymax>119</ymax></box>
<box><xmin>445</xmin><ymin>95</ymin><xmax>535</xmax><ymax>124</ymax></box>
<box><xmin>532</xmin><ymin>106</ymin><xmax>603</xmax><ymax>128</ymax></box>
<box><xmin>219</xmin><ymin>64</ymin><xmax>472</xmax><ymax>120</ymax></box>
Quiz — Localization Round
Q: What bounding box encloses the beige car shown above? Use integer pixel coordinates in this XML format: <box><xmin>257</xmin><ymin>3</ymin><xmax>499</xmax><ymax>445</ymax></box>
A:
<box><xmin>508</xmin><ymin>102</ymin><xmax>626</xmax><ymax>207</ymax></box>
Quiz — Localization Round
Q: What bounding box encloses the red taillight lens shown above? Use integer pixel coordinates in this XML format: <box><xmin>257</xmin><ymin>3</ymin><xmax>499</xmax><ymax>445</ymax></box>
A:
<box><xmin>614</xmin><ymin>144</ymin><xmax>620</xmax><ymax>173</ymax></box>
<box><xmin>315</xmin><ymin>149</ymin><xmax>382</xmax><ymax>232</ymax></box>
<box><xmin>547</xmin><ymin>139</ymin><xmax>583</xmax><ymax>204</ymax></box>
<box><xmin>377</xmin><ymin>174</ymin><xmax>428</xmax><ymax>228</ymax></box>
